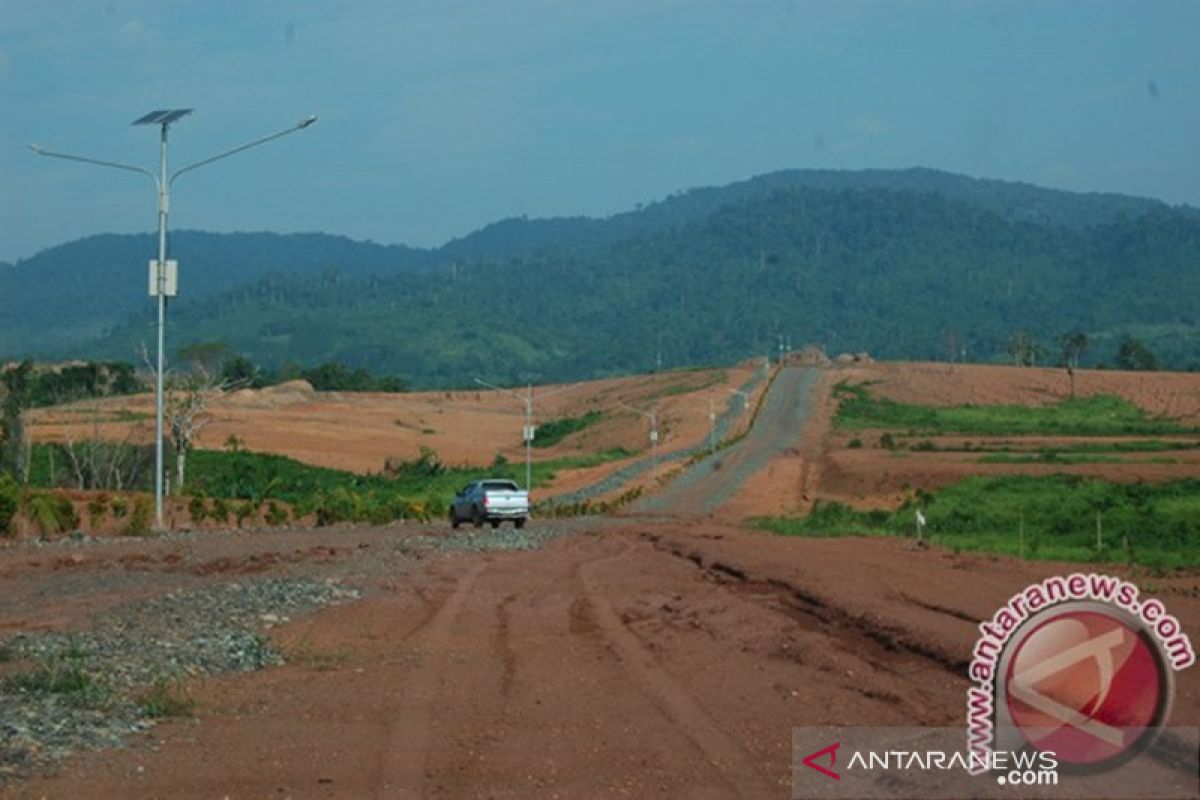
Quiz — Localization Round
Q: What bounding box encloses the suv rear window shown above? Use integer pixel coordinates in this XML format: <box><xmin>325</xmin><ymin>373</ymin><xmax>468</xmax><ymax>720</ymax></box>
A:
<box><xmin>482</xmin><ymin>480</ymin><xmax>520</xmax><ymax>491</ymax></box>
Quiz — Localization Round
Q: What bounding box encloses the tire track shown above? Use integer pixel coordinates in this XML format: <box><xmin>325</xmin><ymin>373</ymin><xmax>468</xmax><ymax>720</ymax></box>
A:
<box><xmin>576</xmin><ymin>545</ymin><xmax>776</xmax><ymax>798</ymax></box>
<box><xmin>376</xmin><ymin>561</ymin><xmax>488</xmax><ymax>799</ymax></box>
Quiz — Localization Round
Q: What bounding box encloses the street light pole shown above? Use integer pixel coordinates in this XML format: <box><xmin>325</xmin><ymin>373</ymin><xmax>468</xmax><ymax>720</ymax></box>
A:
<box><xmin>707</xmin><ymin>394</ymin><xmax>716</xmax><ymax>456</ymax></box>
<box><xmin>30</xmin><ymin>111</ymin><xmax>318</xmax><ymax>529</ymax></box>
<box><xmin>618</xmin><ymin>401</ymin><xmax>660</xmax><ymax>472</ymax></box>
<box><xmin>475</xmin><ymin>377</ymin><xmax>574</xmax><ymax>494</ymax></box>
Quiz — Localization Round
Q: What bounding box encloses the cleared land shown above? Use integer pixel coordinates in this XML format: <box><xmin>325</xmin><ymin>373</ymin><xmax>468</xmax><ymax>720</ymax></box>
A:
<box><xmin>26</xmin><ymin>364</ymin><xmax>766</xmax><ymax>503</ymax></box>
<box><xmin>809</xmin><ymin>361</ymin><xmax>1200</xmax><ymax>509</ymax></box>
<box><xmin>3</xmin><ymin>363</ymin><xmax>1200</xmax><ymax>798</ymax></box>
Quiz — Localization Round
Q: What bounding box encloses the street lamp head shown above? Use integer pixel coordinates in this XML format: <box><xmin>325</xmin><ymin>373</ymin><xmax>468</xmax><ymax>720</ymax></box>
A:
<box><xmin>298</xmin><ymin>115</ymin><xmax>318</xmax><ymax>129</ymax></box>
<box><xmin>28</xmin><ymin>144</ymin><xmax>44</xmax><ymax>155</ymax></box>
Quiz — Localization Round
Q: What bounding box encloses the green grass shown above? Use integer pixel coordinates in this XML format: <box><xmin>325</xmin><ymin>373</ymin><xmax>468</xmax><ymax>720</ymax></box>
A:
<box><xmin>3</xmin><ymin>640</ymin><xmax>108</xmax><ymax>708</ymax></box>
<box><xmin>833</xmin><ymin>381</ymin><xmax>1194</xmax><ymax>436</ymax></box>
<box><xmin>185</xmin><ymin>446</ymin><xmax>632</xmax><ymax>503</ymax></box>
<box><xmin>532</xmin><ymin>411</ymin><xmax>604</xmax><ymax>448</ymax></box>
<box><xmin>755</xmin><ymin>475</ymin><xmax>1200</xmax><ymax>569</ymax></box>
<box><xmin>979</xmin><ymin>452</ymin><xmax>1129</xmax><ymax>465</ymax></box>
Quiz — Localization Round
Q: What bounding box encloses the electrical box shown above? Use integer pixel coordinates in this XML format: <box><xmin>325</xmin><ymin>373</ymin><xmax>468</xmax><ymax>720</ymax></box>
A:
<box><xmin>523</xmin><ymin>424</ymin><xmax>536</xmax><ymax>442</ymax></box>
<box><xmin>650</xmin><ymin>430</ymin><xmax>659</xmax><ymax>443</ymax></box>
<box><xmin>148</xmin><ymin>259</ymin><xmax>178</xmax><ymax>297</ymax></box>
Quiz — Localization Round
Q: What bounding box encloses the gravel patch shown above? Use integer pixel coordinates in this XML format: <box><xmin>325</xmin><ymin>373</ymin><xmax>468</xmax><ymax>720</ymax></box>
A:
<box><xmin>0</xmin><ymin>577</ymin><xmax>359</xmax><ymax>784</ymax></box>
<box><xmin>404</xmin><ymin>517</ymin><xmax>599</xmax><ymax>554</ymax></box>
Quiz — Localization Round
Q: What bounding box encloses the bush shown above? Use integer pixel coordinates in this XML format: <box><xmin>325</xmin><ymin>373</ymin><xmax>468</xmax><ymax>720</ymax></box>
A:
<box><xmin>235</xmin><ymin>501</ymin><xmax>258</xmax><ymax>528</ymax></box>
<box><xmin>0</xmin><ymin>472</ymin><xmax>19</xmax><ymax>537</ymax></box>
<box><xmin>878</xmin><ymin>432</ymin><xmax>897</xmax><ymax>450</ymax></box>
<box><xmin>87</xmin><ymin>494</ymin><xmax>110</xmax><ymax>526</ymax></box>
<box><xmin>111</xmin><ymin>498</ymin><xmax>128</xmax><ymax>518</ymax></box>
<box><xmin>314</xmin><ymin>487</ymin><xmax>362</xmax><ymax>526</ymax></box>
<box><xmin>187</xmin><ymin>493</ymin><xmax>208</xmax><ymax>522</ymax></box>
<box><xmin>383</xmin><ymin>446</ymin><xmax>445</xmax><ymax>479</ymax></box>
<box><xmin>209</xmin><ymin>497</ymin><xmax>230</xmax><ymax>524</ymax></box>
<box><xmin>264</xmin><ymin>501</ymin><xmax>289</xmax><ymax>526</ymax></box>
<box><xmin>532</xmin><ymin>411</ymin><xmax>603</xmax><ymax>448</ymax></box>
<box><xmin>124</xmin><ymin>495</ymin><xmax>152</xmax><ymax>536</ymax></box>
<box><xmin>847</xmin><ymin>438</ymin><xmax>863</xmax><ymax>449</ymax></box>
<box><xmin>24</xmin><ymin>491</ymin><xmax>79</xmax><ymax>536</ymax></box>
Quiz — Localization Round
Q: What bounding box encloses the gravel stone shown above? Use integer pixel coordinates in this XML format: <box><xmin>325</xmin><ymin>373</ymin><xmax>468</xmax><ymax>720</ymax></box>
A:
<box><xmin>0</xmin><ymin>578</ymin><xmax>359</xmax><ymax>783</ymax></box>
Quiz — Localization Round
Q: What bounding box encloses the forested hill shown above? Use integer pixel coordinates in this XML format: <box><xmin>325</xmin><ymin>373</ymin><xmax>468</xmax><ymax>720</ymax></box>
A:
<box><xmin>3</xmin><ymin>168</ymin><xmax>1198</xmax><ymax>385</ymax></box>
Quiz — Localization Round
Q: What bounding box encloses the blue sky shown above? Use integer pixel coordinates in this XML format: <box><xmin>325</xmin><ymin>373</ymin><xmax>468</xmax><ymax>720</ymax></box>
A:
<box><xmin>1</xmin><ymin>0</ymin><xmax>1197</xmax><ymax>262</ymax></box>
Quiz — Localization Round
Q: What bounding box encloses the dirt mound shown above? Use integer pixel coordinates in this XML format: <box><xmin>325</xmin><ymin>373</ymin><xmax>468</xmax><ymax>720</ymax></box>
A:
<box><xmin>225</xmin><ymin>380</ymin><xmax>317</xmax><ymax>409</ymax></box>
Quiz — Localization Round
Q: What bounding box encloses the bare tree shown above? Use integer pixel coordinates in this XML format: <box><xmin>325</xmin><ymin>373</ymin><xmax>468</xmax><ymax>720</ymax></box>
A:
<box><xmin>141</xmin><ymin>344</ymin><xmax>245</xmax><ymax>494</ymax></box>
<box><xmin>55</xmin><ymin>396</ymin><xmax>151</xmax><ymax>491</ymax></box>
<box><xmin>1058</xmin><ymin>332</ymin><xmax>1088</xmax><ymax>398</ymax></box>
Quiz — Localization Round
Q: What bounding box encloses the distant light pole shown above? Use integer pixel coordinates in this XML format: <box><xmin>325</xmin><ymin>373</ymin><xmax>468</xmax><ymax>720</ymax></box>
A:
<box><xmin>705</xmin><ymin>394</ymin><xmax>717</xmax><ymax>456</ymax></box>
<box><xmin>618</xmin><ymin>401</ymin><xmax>660</xmax><ymax>471</ymax></box>
<box><xmin>474</xmin><ymin>377</ymin><xmax>574</xmax><ymax>493</ymax></box>
<box><xmin>30</xmin><ymin>111</ymin><xmax>318</xmax><ymax>529</ymax></box>
<box><xmin>728</xmin><ymin>387</ymin><xmax>750</xmax><ymax>413</ymax></box>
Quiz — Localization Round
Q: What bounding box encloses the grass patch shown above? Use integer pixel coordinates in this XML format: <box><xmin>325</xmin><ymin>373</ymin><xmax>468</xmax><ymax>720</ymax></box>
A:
<box><xmin>833</xmin><ymin>381</ymin><xmax>1194</xmax><ymax>436</ymax></box>
<box><xmin>3</xmin><ymin>640</ymin><xmax>108</xmax><ymax>708</ymax></box>
<box><xmin>532</xmin><ymin>411</ymin><xmax>603</xmax><ymax>448</ymax></box>
<box><xmin>755</xmin><ymin>475</ymin><xmax>1200</xmax><ymax>568</ymax></box>
<box><xmin>978</xmin><ymin>452</ymin><xmax>1128</xmax><ymax>465</ymax></box>
<box><xmin>136</xmin><ymin>677</ymin><xmax>196</xmax><ymax>718</ymax></box>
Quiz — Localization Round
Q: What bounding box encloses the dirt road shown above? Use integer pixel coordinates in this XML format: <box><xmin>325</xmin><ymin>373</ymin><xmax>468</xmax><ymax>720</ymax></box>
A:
<box><xmin>8</xmin><ymin>367</ymin><xmax>1200</xmax><ymax>798</ymax></box>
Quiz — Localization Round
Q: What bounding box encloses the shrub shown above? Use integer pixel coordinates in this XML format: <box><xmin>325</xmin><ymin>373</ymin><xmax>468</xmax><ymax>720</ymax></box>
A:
<box><xmin>124</xmin><ymin>496</ymin><xmax>152</xmax><ymax>537</ymax></box>
<box><xmin>314</xmin><ymin>487</ymin><xmax>362</xmax><ymax>526</ymax></box>
<box><xmin>264</xmin><ymin>501</ymin><xmax>289</xmax><ymax>526</ymax></box>
<box><xmin>24</xmin><ymin>491</ymin><xmax>79</xmax><ymax>536</ymax></box>
<box><xmin>210</xmin><ymin>497</ymin><xmax>231</xmax><ymax>524</ymax></box>
<box><xmin>0</xmin><ymin>472</ymin><xmax>19</xmax><ymax>537</ymax></box>
<box><xmin>111</xmin><ymin>498</ymin><xmax>128</xmax><ymax>518</ymax></box>
<box><xmin>235</xmin><ymin>501</ymin><xmax>258</xmax><ymax>528</ymax></box>
<box><xmin>383</xmin><ymin>446</ymin><xmax>445</xmax><ymax>478</ymax></box>
<box><xmin>532</xmin><ymin>411</ymin><xmax>603</xmax><ymax>448</ymax></box>
<box><xmin>878</xmin><ymin>432</ymin><xmax>897</xmax><ymax>450</ymax></box>
<box><xmin>912</xmin><ymin>439</ymin><xmax>937</xmax><ymax>452</ymax></box>
<box><xmin>847</xmin><ymin>438</ymin><xmax>863</xmax><ymax>449</ymax></box>
<box><xmin>86</xmin><ymin>494</ymin><xmax>110</xmax><ymax>526</ymax></box>
<box><xmin>187</xmin><ymin>493</ymin><xmax>208</xmax><ymax>522</ymax></box>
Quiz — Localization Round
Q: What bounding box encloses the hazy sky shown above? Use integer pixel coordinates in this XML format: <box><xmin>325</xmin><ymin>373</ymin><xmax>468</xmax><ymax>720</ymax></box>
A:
<box><xmin>1</xmin><ymin>0</ymin><xmax>1197</xmax><ymax>262</ymax></box>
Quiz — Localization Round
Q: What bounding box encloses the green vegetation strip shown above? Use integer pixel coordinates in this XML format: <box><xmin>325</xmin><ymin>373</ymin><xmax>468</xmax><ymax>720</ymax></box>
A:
<box><xmin>754</xmin><ymin>475</ymin><xmax>1200</xmax><ymax>569</ymax></box>
<box><xmin>23</xmin><ymin>442</ymin><xmax>632</xmax><ymax>528</ymax></box>
<box><xmin>833</xmin><ymin>381</ymin><xmax>1195</xmax><ymax>437</ymax></box>
<box><xmin>532</xmin><ymin>411</ymin><xmax>603</xmax><ymax>448</ymax></box>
